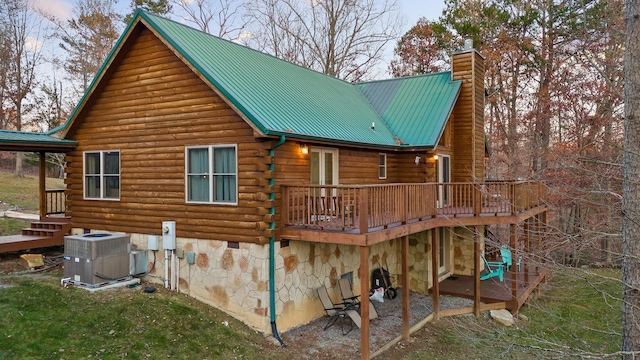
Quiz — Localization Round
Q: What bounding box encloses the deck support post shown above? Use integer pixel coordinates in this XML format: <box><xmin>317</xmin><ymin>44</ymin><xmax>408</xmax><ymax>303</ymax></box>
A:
<box><xmin>402</xmin><ymin>235</ymin><xmax>410</xmax><ymax>339</ymax></box>
<box><xmin>39</xmin><ymin>151</ymin><xmax>46</xmax><ymax>220</ymax></box>
<box><xmin>524</xmin><ymin>218</ymin><xmax>530</xmax><ymax>285</ymax></box>
<box><xmin>473</xmin><ymin>225</ymin><xmax>481</xmax><ymax>317</ymax></box>
<box><xmin>431</xmin><ymin>228</ymin><xmax>440</xmax><ymax>319</ymax></box>
<box><xmin>510</xmin><ymin>223</ymin><xmax>518</xmax><ymax>309</ymax></box>
<box><xmin>360</xmin><ymin>245</ymin><xmax>370</xmax><ymax>360</ymax></box>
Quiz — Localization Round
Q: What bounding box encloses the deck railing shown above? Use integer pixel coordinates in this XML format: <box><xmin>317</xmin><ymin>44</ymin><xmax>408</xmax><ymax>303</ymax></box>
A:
<box><xmin>281</xmin><ymin>181</ymin><xmax>546</xmax><ymax>233</ymax></box>
<box><xmin>45</xmin><ymin>189</ymin><xmax>66</xmax><ymax>215</ymax></box>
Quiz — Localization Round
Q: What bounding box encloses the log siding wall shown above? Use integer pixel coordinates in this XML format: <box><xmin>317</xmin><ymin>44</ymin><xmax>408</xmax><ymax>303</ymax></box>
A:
<box><xmin>63</xmin><ymin>28</ymin><xmax>485</xmax><ymax>246</ymax></box>
<box><xmin>451</xmin><ymin>50</ymin><xmax>486</xmax><ymax>182</ymax></box>
<box><xmin>65</xmin><ymin>29</ymin><xmax>272</xmax><ymax>244</ymax></box>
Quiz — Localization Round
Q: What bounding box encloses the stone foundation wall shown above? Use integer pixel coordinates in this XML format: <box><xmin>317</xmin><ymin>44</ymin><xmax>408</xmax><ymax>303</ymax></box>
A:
<box><xmin>408</xmin><ymin>231</ymin><xmax>432</xmax><ymax>292</ymax></box>
<box><xmin>273</xmin><ymin>240</ymin><xmax>400</xmax><ymax>331</ymax></box>
<box><xmin>70</xmin><ymin>227</ymin><xmax>465</xmax><ymax>333</ymax></box>
<box><xmin>452</xmin><ymin>226</ymin><xmax>485</xmax><ymax>276</ymax></box>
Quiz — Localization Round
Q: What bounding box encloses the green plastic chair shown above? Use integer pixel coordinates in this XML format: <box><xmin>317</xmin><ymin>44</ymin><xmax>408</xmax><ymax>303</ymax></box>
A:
<box><xmin>500</xmin><ymin>245</ymin><xmax>522</xmax><ymax>271</ymax></box>
<box><xmin>480</xmin><ymin>255</ymin><xmax>504</xmax><ymax>282</ymax></box>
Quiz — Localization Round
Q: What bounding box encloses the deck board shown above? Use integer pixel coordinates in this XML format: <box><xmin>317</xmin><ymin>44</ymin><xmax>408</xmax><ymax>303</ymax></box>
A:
<box><xmin>0</xmin><ymin>235</ymin><xmax>64</xmax><ymax>253</ymax></box>
<box><xmin>438</xmin><ymin>265</ymin><xmax>548</xmax><ymax>309</ymax></box>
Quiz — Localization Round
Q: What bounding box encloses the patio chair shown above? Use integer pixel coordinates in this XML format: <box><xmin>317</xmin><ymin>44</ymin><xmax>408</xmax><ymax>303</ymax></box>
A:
<box><xmin>499</xmin><ymin>245</ymin><xmax>522</xmax><ymax>271</ymax></box>
<box><xmin>338</xmin><ymin>277</ymin><xmax>360</xmax><ymax>308</ymax></box>
<box><xmin>480</xmin><ymin>255</ymin><xmax>504</xmax><ymax>282</ymax></box>
<box><xmin>317</xmin><ymin>286</ymin><xmax>361</xmax><ymax>335</ymax></box>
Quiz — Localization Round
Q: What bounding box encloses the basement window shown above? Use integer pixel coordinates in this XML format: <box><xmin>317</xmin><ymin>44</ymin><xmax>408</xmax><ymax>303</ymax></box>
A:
<box><xmin>84</xmin><ymin>150</ymin><xmax>120</xmax><ymax>200</ymax></box>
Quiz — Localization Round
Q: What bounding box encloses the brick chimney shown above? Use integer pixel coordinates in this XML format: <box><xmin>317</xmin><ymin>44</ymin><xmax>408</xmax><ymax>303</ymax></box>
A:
<box><xmin>451</xmin><ymin>41</ymin><xmax>485</xmax><ymax>182</ymax></box>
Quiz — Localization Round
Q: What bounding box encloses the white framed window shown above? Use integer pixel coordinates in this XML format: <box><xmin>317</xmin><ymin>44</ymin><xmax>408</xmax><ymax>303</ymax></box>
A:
<box><xmin>378</xmin><ymin>153</ymin><xmax>387</xmax><ymax>179</ymax></box>
<box><xmin>186</xmin><ymin>145</ymin><xmax>237</xmax><ymax>204</ymax></box>
<box><xmin>84</xmin><ymin>150</ymin><xmax>120</xmax><ymax>200</ymax></box>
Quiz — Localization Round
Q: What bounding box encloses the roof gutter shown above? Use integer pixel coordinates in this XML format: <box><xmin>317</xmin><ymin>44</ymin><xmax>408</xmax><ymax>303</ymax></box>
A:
<box><xmin>269</xmin><ymin>135</ymin><xmax>286</xmax><ymax>347</ymax></box>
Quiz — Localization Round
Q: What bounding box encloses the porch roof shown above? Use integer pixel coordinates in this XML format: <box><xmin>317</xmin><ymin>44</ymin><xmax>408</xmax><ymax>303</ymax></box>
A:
<box><xmin>0</xmin><ymin>130</ymin><xmax>77</xmax><ymax>152</ymax></box>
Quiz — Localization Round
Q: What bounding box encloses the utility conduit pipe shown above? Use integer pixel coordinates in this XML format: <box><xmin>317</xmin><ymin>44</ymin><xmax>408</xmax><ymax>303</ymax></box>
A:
<box><xmin>164</xmin><ymin>250</ymin><xmax>169</xmax><ymax>289</ymax></box>
<box><xmin>269</xmin><ymin>135</ymin><xmax>286</xmax><ymax>347</ymax></box>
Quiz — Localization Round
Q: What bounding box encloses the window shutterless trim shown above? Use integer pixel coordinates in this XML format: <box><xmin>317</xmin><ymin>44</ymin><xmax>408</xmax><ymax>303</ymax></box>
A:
<box><xmin>378</xmin><ymin>153</ymin><xmax>387</xmax><ymax>179</ymax></box>
<box><xmin>185</xmin><ymin>144</ymin><xmax>238</xmax><ymax>205</ymax></box>
<box><xmin>83</xmin><ymin>150</ymin><xmax>120</xmax><ymax>201</ymax></box>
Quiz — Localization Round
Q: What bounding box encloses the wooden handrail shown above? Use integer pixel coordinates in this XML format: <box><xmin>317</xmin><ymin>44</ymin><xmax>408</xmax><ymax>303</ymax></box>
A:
<box><xmin>45</xmin><ymin>189</ymin><xmax>66</xmax><ymax>215</ymax></box>
<box><xmin>281</xmin><ymin>182</ymin><xmax>546</xmax><ymax>232</ymax></box>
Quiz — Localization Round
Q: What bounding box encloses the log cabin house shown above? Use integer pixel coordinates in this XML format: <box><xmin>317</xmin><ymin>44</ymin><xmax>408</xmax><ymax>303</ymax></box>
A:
<box><xmin>0</xmin><ymin>10</ymin><xmax>549</xmax><ymax>359</ymax></box>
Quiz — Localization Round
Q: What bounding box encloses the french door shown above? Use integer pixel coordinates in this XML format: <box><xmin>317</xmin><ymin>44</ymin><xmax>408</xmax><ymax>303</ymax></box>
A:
<box><xmin>436</xmin><ymin>154</ymin><xmax>450</xmax><ymax>208</ymax></box>
<box><xmin>310</xmin><ymin>147</ymin><xmax>338</xmax><ymax>197</ymax></box>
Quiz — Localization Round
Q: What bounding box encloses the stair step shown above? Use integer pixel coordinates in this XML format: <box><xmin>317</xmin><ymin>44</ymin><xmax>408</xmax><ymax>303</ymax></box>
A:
<box><xmin>31</xmin><ymin>222</ymin><xmax>67</xmax><ymax>230</ymax></box>
<box><xmin>40</xmin><ymin>216</ymin><xmax>71</xmax><ymax>223</ymax></box>
<box><xmin>22</xmin><ymin>228</ymin><xmax>57</xmax><ymax>237</ymax></box>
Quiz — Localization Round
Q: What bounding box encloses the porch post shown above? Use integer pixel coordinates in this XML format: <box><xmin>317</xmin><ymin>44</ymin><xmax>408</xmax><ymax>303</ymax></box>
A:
<box><xmin>360</xmin><ymin>245</ymin><xmax>370</xmax><ymax>360</ymax></box>
<box><xmin>431</xmin><ymin>228</ymin><xmax>439</xmax><ymax>318</ymax></box>
<box><xmin>39</xmin><ymin>151</ymin><xmax>46</xmax><ymax>220</ymax></box>
<box><xmin>510</xmin><ymin>223</ymin><xmax>518</xmax><ymax>308</ymax></box>
<box><xmin>473</xmin><ymin>226</ymin><xmax>481</xmax><ymax>316</ymax></box>
<box><xmin>401</xmin><ymin>235</ymin><xmax>410</xmax><ymax>339</ymax></box>
<box><xmin>359</xmin><ymin>187</ymin><xmax>369</xmax><ymax>234</ymax></box>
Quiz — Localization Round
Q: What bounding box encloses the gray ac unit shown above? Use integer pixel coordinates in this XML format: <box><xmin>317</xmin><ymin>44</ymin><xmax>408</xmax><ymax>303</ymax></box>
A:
<box><xmin>63</xmin><ymin>233</ymin><xmax>130</xmax><ymax>287</ymax></box>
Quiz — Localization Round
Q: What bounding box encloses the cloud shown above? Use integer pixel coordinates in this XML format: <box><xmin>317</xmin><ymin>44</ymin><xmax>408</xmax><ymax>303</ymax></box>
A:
<box><xmin>232</xmin><ymin>31</ymin><xmax>253</xmax><ymax>44</ymax></box>
<box><xmin>26</xmin><ymin>36</ymin><xmax>44</xmax><ymax>51</ymax></box>
<box><xmin>33</xmin><ymin>0</ymin><xmax>73</xmax><ymax>21</ymax></box>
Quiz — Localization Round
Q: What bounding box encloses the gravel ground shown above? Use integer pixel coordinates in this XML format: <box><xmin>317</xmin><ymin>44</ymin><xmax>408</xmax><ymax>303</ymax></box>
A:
<box><xmin>278</xmin><ymin>290</ymin><xmax>475</xmax><ymax>359</ymax></box>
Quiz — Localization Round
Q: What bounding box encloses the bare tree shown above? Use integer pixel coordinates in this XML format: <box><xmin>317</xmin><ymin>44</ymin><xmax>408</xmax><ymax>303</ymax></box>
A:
<box><xmin>245</xmin><ymin>0</ymin><xmax>402</xmax><ymax>81</ymax></box>
<box><xmin>1</xmin><ymin>0</ymin><xmax>44</xmax><ymax>177</ymax></box>
<box><xmin>622</xmin><ymin>0</ymin><xmax>640</xmax><ymax>355</ymax></box>
<box><xmin>174</xmin><ymin>0</ymin><xmax>247</xmax><ymax>40</ymax></box>
<box><xmin>44</xmin><ymin>0</ymin><xmax>121</xmax><ymax>96</ymax></box>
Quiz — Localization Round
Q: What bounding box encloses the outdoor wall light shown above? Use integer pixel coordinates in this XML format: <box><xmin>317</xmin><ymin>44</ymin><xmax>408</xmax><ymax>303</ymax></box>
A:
<box><xmin>300</xmin><ymin>144</ymin><xmax>309</xmax><ymax>155</ymax></box>
<box><xmin>433</xmin><ymin>154</ymin><xmax>439</xmax><ymax>160</ymax></box>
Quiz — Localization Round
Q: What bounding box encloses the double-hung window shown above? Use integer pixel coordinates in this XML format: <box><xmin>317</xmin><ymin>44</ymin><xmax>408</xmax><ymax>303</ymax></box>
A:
<box><xmin>378</xmin><ymin>153</ymin><xmax>387</xmax><ymax>179</ymax></box>
<box><xmin>186</xmin><ymin>145</ymin><xmax>237</xmax><ymax>204</ymax></box>
<box><xmin>84</xmin><ymin>150</ymin><xmax>120</xmax><ymax>200</ymax></box>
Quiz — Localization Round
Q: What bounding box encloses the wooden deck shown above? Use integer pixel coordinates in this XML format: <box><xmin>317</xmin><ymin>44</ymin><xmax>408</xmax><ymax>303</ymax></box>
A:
<box><xmin>438</xmin><ymin>265</ymin><xmax>549</xmax><ymax>311</ymax></box>
<box><xmin>280</xmin><ymin>182</ymin><xmax>548</xmax><ymax>246</ymax></box>
<box><xmin>0</xmin><ymin>217</ymin><xmax>70</xmax><ymax>253</ymax></box>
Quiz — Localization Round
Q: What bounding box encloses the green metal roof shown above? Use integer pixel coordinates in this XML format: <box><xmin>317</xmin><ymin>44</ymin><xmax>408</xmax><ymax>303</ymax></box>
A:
<box><xmin>140</xmin><ymin>11</ymin><xmax>400</xmax><ymax>147</ymax></box>
<box><xmin>0</xmin><ymin>130</ymin><xmax>77</xmax><ymax>152</ymax></box>
<box><xmin>357</xmin><ymin>73</ymin><xmax>461</xmax><ymax>147</ymax></box>
<box><xmin>52</xmin><ymin>10</ymin><xmax>463</xmax><ymax>149</ymax></box>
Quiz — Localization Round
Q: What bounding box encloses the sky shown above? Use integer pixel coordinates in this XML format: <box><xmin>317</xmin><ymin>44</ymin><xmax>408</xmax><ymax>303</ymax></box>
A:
<box><xmin>32</xmin><ymin>0</ymin><xmax>446</xmax><ymax>84</ymax></box>
<box><xmin>42</xmin><ymin>0</ymin><xmax>446</xmax><ymax>32</ymax></box>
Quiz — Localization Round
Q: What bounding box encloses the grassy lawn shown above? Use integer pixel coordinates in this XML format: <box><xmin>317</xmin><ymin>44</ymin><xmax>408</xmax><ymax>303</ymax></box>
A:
<box><xmin>0</xmin><ymin>272</ymin><xmax>279</xmax><ymax>359</ymax></box>
<box><xmin>394</xmin><ymin>267</ymin><xmax>622</xmax><ymax>359</ymax></box>
<box><xmin>0</xmin><ymin>170</ymin><xmax>64</xmax><ymax>212</ymax></box>
<box><xmin>0</xmin><ymin>268</ymin><xmax>621</xmax><ymax>359</ymax></box>
<box><xmin>0</xmin><ymin>218</ymin><xmax>30</xmax><ymax>236</ymax></box>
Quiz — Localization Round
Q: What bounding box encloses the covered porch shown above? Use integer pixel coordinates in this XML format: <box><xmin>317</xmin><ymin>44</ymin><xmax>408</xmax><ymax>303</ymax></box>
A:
<box><xmin>279</xmin><ymin>182</ymin><xmax>548</xmax><ymax>359</ymax></box>
<box><xmin>0</xmin><ymin>130</ymin><xmax>76</xmax><ymax>253</ymax></box>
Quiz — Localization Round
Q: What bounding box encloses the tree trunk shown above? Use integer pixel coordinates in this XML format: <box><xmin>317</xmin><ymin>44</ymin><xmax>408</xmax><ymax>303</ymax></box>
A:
<box><xmin>622</xmin><ymin>0</ymin><xmax>640</xmax><ymax>355</ymax></box>
<box><xmin>14</xmin><ymin>152</ymin><xmax>23</xmax><ymax>178</ymax></box>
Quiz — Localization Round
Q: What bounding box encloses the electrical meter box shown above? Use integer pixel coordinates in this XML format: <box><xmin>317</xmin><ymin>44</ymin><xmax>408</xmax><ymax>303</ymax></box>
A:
<box><xmin>162</xmin><ymin>221</ymin><xmax>176</xmax><ymax>250</ymax></box>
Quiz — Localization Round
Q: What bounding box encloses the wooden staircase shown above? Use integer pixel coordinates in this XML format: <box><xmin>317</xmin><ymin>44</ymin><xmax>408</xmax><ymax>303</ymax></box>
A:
<box><xmin>0</xmin><ymin>217</ymin><xmax>71</xmax><ymax>253</ymax></box>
